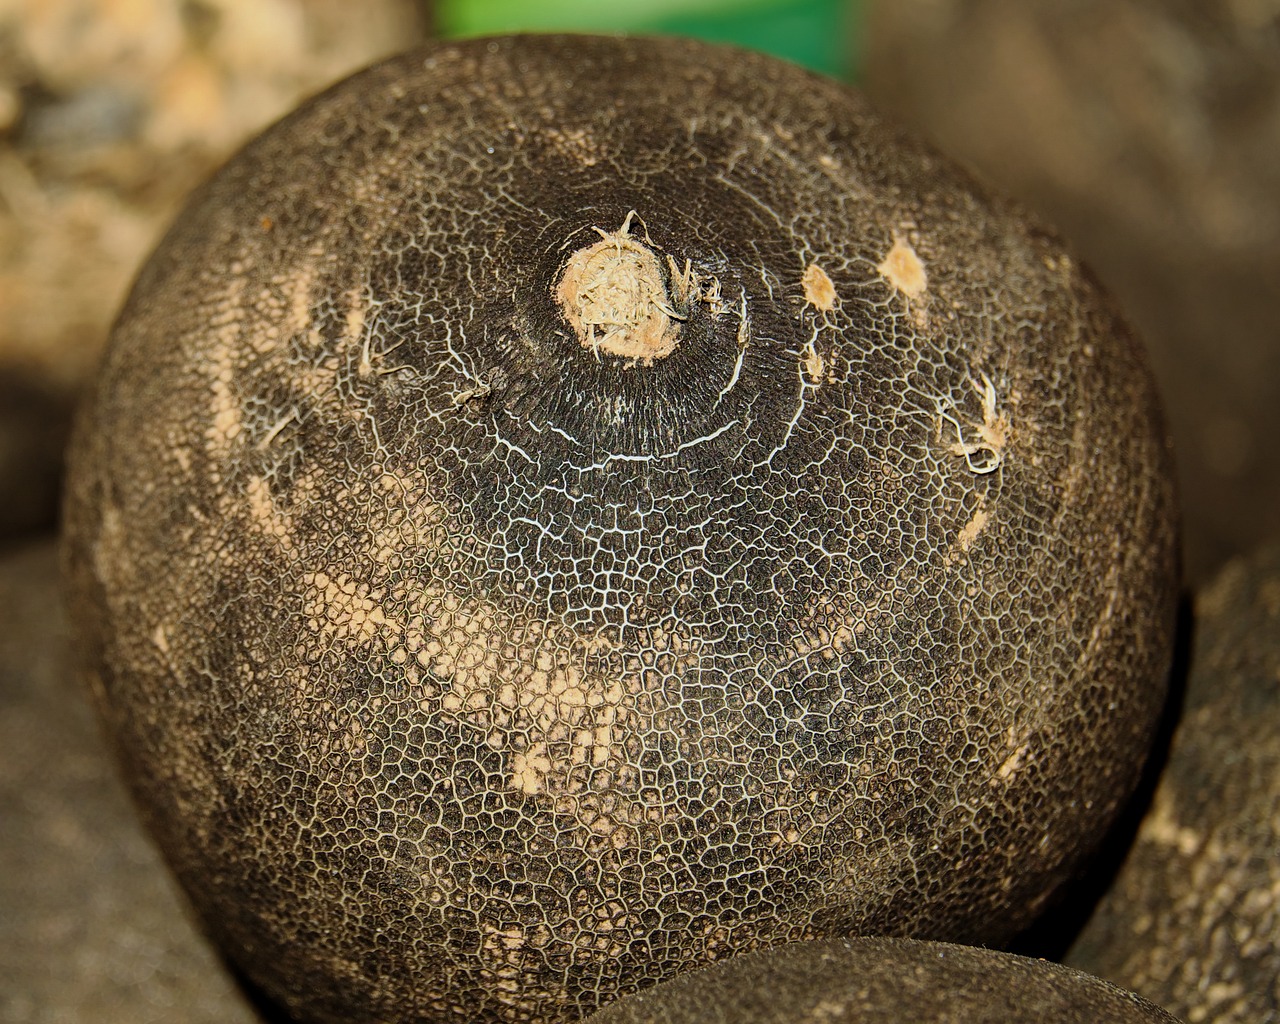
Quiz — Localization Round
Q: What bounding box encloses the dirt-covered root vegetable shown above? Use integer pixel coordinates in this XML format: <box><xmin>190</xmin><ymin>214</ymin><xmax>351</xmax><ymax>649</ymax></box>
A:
<box><xmin>62</xmin><ymin>34</ymin><xmax>1177</xmax><ymax>1024</ymax></box>
<box><xmin>583</xmin><ymin>937</ymin><xmax>1183</xmax><ymax>1023</ymax></box>
<box><xmin>1067</xmin><ymin>545</ymin><xmax>1280</xmax><ymax>1024</ymax></box>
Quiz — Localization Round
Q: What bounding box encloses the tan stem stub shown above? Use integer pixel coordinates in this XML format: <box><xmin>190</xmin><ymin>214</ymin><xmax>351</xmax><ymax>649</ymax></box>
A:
<box><xmin>555</xmin><ymin>212</ymin><xmax>683</xmax><ymax>365</ymax></box>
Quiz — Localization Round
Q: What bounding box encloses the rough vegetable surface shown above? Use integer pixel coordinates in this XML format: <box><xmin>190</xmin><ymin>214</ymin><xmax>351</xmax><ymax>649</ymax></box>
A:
<box><xmin>1067</xmin><ymin>545</ymin><xmax>1280</xmax><ymax>1024</ymax></box>
<box><xmin>585</xmin><ymin>937</ymin><xmax>1183</xmax><ymax>1023</ymax></box>
<box><xmin>62</xmin><ymin>35</ymin><xmax>1178</xmax><ymax>1024</ymax></box>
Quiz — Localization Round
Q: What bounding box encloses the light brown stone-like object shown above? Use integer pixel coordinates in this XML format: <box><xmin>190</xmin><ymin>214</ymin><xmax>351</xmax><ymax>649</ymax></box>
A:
<box><xmin>584</xmin><ymin>938</ymin><xmax>1183</xmax><ymax>1023</ymax></box>
<box><xmin>62</xmin><ymin>35</ymin><xmax>1178</xmax><ymax>1024</ymax></box>
<box><xmin>0</xmin><ymin>541</ymin><xmax>264</xmax><ymax>1024</ymax></box>
<box><xmin>1067</xmin><ymin>545</ymin><xmax>1280</xmax><ymax>1024</ymax></box>
<box><xmin>0</xmin><ymin>0</ymin><xmax>430</xmax><ymax>540</ymax></box>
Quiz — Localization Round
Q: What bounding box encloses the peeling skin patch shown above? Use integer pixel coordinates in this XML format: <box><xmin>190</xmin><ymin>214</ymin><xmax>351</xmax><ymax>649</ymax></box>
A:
<box><xmin>801</xmin><ymin>263</ymin><xmax>836</xmax><ymax>312</ymax></box>
<box><xmin>945</xmin><ymin>500</ymin><xmax>990</xmax><ymax>567</ymax></box>
<box><xmin>962</xmin><ymin>506</ymin><xmax>988</xmax><ymax>555</ymax></box>
<box><xmin>802</xmin><ymin>336</ymin><xmax>825</xmax><ymax>384</ymax></box>
<box><xmin>877</xmin><ymin>236</ymin><xmax>927</xmax><ymax>299</ymax></box>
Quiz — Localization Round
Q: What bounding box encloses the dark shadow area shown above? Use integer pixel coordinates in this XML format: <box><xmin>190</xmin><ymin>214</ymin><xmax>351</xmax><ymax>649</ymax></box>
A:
<box><xmin>1006</xmin><ymin>589</ymin><xmax>1195</xmax><ymax>961</ymax></box>
<box><xmin>0</xmin><ymin>371</ymin><xmax>75</xmax><ymax>548</ymax></box>
<box><xmin>221</xmin><ymin>956</ymin><xmax>303</xmax><ymax>1024</ymax></box>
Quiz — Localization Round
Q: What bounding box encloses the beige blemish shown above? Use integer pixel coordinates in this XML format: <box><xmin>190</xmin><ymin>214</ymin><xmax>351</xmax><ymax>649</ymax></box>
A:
<box><xmin>303</xmin><ymin>570</ymin><xmax>390</xmax><ymax>646</ymax></box>
<box><xmin>946</xmin><ymin>500</ymin><xmax>991</xmax><ymax>566</ymax></box>
<box><xmin>510</xmin><ymin>744</ymin><xmax>554</xmax><ymax>795</ymax></box>
<box><xmin>205</xmin><ymin>324</ymin><xmax>244</xmax><ymax>463</ymax></box>
<box><xmin>877</xmin><ymin>236</ymin><xmax>927</xmax><ymax>299</ymax></box>
<box><xmin>300</xmin><ymin>552</ymin><xmax>667</xmax><ymax>800</ymax></box>
<box><xmin>246</xmin><ymin>474</ymin><xmax>294</xmax><ymax>549</ymax></box>
<box><xmin>791</xmin><ymin>588</ymin><xmax>890</xmax><ymax>661</ymax></box>
<box><xmin>295</xmin><ymin>484</ymin><xmax>693</xmax><ymax>810</ymax></box>
<box><xmin>996</xmin><ymin>742</ymin><xmax>1029</xmax><ymax>781</ymax></box>
<box><xmin>957</xmin><ymin>507</ymin><xmax>990</xmax><ymax>550</ymax></box>
<box><xmin>151</xmin><ymin>623</ymin><xmax>171</xmax><ymax>654</ymax></box>
<box><xmin>347</xmin><ymin>290</ymin><xmax>371</xmax><ymax>373</ymax></box>
<box><xmin>801</xmin><ymin>263</ymin><xmax>836</xmax><ymax>312</ymax></box>
<box><xmin>992</xmin><ymin>724</ymin><xmax>1031</xmax><ymax>781</ymax></box>
<box><xmin>92</xmin><ymin>503</ymin><xmax>127</xmax><ymax>591</ymax></box>
<box><xmin>283</xmin><ymin>264</ymin><xmax>321</xmax><ymax>338</ymax></box>
<box><xmin>802</xmin><ymin>336</ymin><xmax>825</xmax><ymax>384</ymax></box>
<box><xmin>542</xmin><ymin>126</ymin><xmax>602</xmax><ymax>167</ymax></box>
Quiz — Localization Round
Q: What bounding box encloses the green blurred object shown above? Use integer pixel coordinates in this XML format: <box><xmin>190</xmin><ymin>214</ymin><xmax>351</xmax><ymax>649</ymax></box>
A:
<box><xmin>436</xmin><ymin>0</ymin><xmax>862</xmax><ymax>80</ymax></box>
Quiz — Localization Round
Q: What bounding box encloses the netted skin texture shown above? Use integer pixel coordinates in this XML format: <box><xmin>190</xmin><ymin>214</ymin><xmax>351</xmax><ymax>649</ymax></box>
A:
<box><xmin>584</xmin><ymin>937</ymin><xmax>1183</xmax><ymax>1023</ymax></box>
<box><xmin>61</xmin><ymin>35</ymin><xmax>1178</xmax><ymax>1024</ymax></box>
<box><xmin>1067</xmin><ymin>545</ymin><xmax>1280</xmax><ymax>1024</ymax></box>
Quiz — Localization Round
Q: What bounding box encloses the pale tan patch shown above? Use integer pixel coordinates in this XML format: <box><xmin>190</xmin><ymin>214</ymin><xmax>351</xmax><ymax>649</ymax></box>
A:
<box><xmin>791</xmin><ymin>587</ymin><xmax>894</xmax><ymax>661</ymax></box>
<box><xmin>294</xmin><ymin>463</ymin><xmax>699</xmax><ymax>811</ymax></box>
<box><xmin>206</xmin><ymin>339</ymin><xmax>243</xmax><ymax>462</ymax></box>
<box><xmin>993</xmin><ymin>724</ymin><xmax>1031</xmax><ymax>782</ymax></box>
<box><xmin>480</xmin><ymin>923</ymin><xmax>533</xmax><ymax>996</ymax></box>
<box><xmin>151</xmin><ymin>623</ymin><xmax>170</xmax><ymax>654</ymax></box>
<box><xmin>801</xmin><ymin>262</ymin><xmax>836</xmax><ymax>312</ymax></box>
<box><xmin>346</xmin><ymin>290</ymin><xmax>366</xmax><ymax>343</ymax></box>
<box><xmin>510</xmin><ymin>744</ymin><xmax>553</xmax><ymax>795</ymax></box>
<box><xmin>346</xmin><ymin>287</ymin><xmax>377</xmax><ymax>378</ymax></box>
<box><xmin>877</xmin><ymin>236</ymin><xmax>927</xmax><ymax>299</ymax></box>
<box><xmin>1081</xmin><ymin>556</ymin><xmax>1122</xmax><ymax>665</ymax></box>
<box><xmin>298</xmin><ymin>547</ymin><xmax>685</xmax><ymax>802</ymax></box>
<box><xmin>946</xmin><ymin>500</ymin><xmax>991</xmax><ymax>566</ymax></box>
<box><xmin>555</xmin><ymin>211</ymin><xmax>681</xmax><ymax>364</ymax></box>
<box><xmin>996</xmin><ymin>743</ymin><xmax>1028</xmax><ymax>780</ymax></box>
<box><xmin>958</xmin><ymin>507</ymin><xmax>990</xmax><ymax>551</ymax></box>
<box><xmin>286</xmin><ymin>264</ymin><xmax>318</xmax><ymax>337</ymax></box>
<box><xmin>542</xmin><ymin>126</ymin><xmax>602</xmax><ymax>166</ymax></box>
<box><xmin>246</xmin><ymin>474</ymin><xmax>294</xmax><ymax>550</ymax></box>
<box><xmin>303</xmin><ymin>570</ymin><xmax>390</xmax><ymax>646</ymax></box>
<box><xmin>93</xmin><ymin>502</ymin><xmax>127</xmax><ymax>592</ymax></box>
